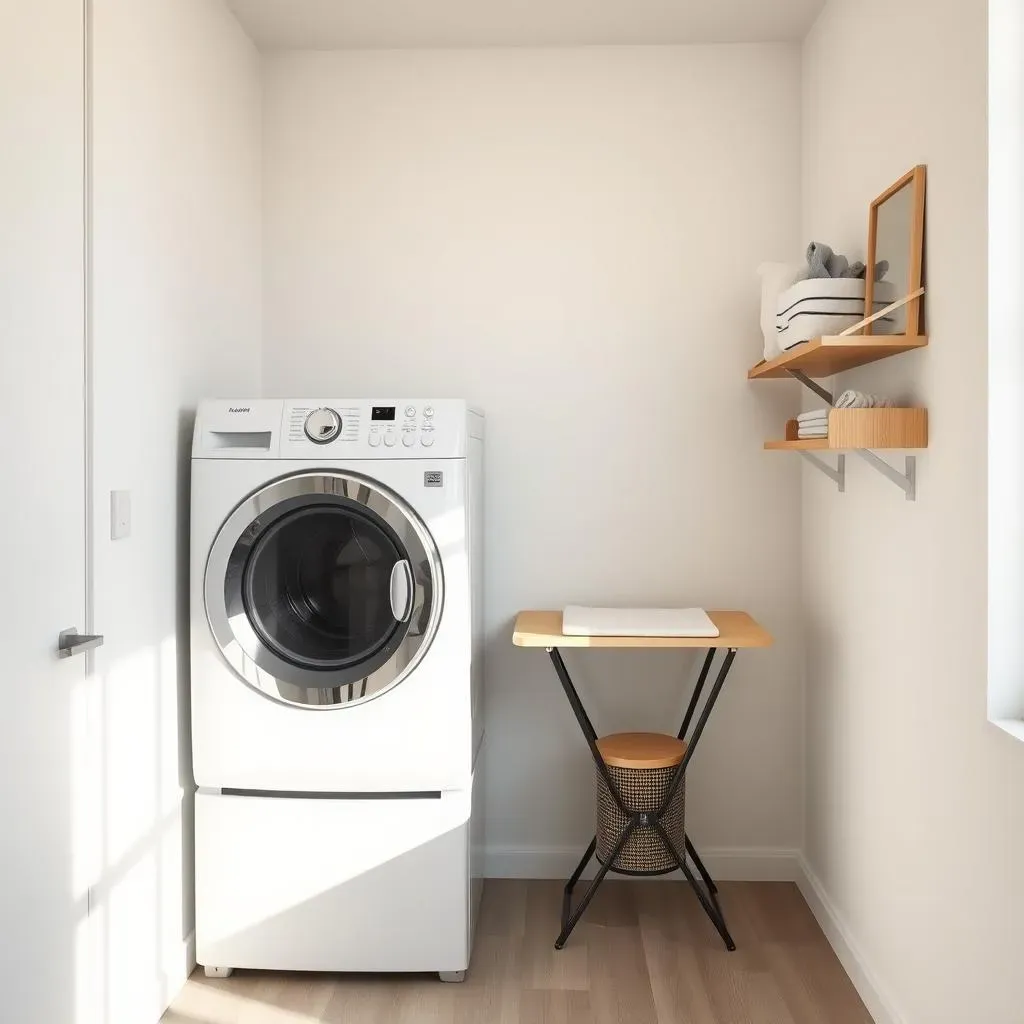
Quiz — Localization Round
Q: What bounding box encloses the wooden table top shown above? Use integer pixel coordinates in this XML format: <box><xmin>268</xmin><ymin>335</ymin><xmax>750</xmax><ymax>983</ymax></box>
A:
<box><xmin>512</xmin><ymin>610</ymin><xmax>772</xmax><ymax>649</ymax></box>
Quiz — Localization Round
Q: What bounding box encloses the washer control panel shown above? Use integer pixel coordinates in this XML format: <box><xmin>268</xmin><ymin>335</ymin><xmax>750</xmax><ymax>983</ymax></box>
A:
<box><xmin>367</xmin><ymin>402</ymin><xmax>437</xmax><ymax>451</ymax></box>
<box><xmin>272</xmin><ymin>399</ymin><xmax>474</xmax><ymax>460</ymax></box>
<box><xmin>286</xmin><ymin>403</ymin><xmax>361</xmax><ymax>447</ymax></box>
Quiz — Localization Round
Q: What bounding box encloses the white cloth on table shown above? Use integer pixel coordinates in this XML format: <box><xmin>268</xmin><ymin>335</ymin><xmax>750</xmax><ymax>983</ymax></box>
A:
<box><xmin>797</xmin><ymin>426</ymin><xmax>829</xmax><ymax>438</ymax></box>
<box><xmin>562</xmin><ymin>606</ymin><xmax>720</xmax><ymax>638</ymax></box>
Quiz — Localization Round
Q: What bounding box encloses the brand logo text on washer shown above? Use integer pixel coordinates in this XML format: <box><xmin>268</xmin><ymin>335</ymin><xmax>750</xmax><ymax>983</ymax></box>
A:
<box><xmin>228</xmin><ymin>407</ymin><xmax>251</xmax><ymax>413</ymax></box>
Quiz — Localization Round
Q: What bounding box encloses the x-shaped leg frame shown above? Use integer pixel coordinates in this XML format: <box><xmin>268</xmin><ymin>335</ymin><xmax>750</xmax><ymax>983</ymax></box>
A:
<box><xmin>547</xmin><ymin>646</ymin><xmax>739</xmax><ymax>951</ymax></box>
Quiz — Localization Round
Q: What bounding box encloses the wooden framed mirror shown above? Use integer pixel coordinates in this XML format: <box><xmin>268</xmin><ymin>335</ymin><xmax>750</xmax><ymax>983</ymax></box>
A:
<box><xmin>864</xmin><ymin>165</ymin><xmax>926</xmax><ymax>336</ymax></box>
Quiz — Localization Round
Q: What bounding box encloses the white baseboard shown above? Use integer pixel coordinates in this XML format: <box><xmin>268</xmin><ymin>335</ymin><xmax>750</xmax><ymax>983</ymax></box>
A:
<box><xmin>484</xmin><ymin>844</ymin><xmax>800</xmax><ymax>881</ymax></box>
<box><xmin>183</xmin><ymin>928</ymin><xmax>196</xmax><ymax>975</ymax></box>
<box><xmin>795</xmin><ymin>854</ymin><xmax>905</xmax><ymax>1024</ymax></box>
<box><xmin>158</xmin><ymin>929</ymin><xmax>196</xmax><ymax>1022</ymax></box>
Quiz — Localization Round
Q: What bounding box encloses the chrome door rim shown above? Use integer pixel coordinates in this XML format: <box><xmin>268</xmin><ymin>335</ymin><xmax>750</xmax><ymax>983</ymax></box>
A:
<box><xmin>205</xmin><ymin>470</ymin><xmax>443</xmax><ymax>709</ymax></box>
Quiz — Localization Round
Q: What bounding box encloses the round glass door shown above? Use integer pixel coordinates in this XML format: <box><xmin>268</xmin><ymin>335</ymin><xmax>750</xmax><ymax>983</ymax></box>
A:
<box><xmin>205</xmin><ymin>471</ymin><xmax>443</xmax><ymax>708</ymax></box>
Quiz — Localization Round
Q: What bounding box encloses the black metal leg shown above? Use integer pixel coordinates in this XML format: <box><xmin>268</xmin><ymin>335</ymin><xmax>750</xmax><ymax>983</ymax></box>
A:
<box><xmin>685</xmin><ymin>835</ymin><xmax>718</xmax><ymax>896</ymax></box>
<box><xmin>662</xmin><ymin>649</ymin><xmax>738</xmax><ymax>941</ymax></box>
<box><xmin>655</xmin><ymin>822</ymin><xmax>736</xmax><ymax>952</ymax></box>
<box><xmin>549</xmin><ymin>648</ymin><xmax>631</xmax><ymax>818</ymax></box>
<box><xmin>561</xmin><ymin>837</ymin><xmax>596</xmax><ymax>930</ymax></box>
<box><xmin>681</xmin><ymin>860</ymin><xmax>736</xmax><ymax>951</ymax></box>
<box><xmin>555</xmin><ymin>822</ymin><xmax>635</xmax><ymax>949</ymax></box>
<box><xmin>660</xmin><ymin>648</ymin><xmax>737</xmax><ymax>816</ymax></box>
<box><xmin>548</xmin><ymin>647</ymin><xmax>599</xmax><ymax>745</ymax></box>
<box><xmin>678</xmin><ymin>649</ymin><xmax>716</xmax><ymax>740</ymax></box>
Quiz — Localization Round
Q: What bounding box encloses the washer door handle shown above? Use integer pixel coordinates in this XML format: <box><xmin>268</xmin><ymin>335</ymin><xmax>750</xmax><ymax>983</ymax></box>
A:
<box><xmin>389</xmin><ymin>559</ymin><xmax>414</xmax><ymax>622</ymax></box>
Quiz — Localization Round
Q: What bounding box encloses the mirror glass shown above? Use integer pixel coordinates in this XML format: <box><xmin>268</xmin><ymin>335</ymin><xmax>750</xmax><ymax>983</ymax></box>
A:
<box><xmin>871</xmin><ymin>183</ymin><xmax>913</xmax><ymax>333</ymax></box>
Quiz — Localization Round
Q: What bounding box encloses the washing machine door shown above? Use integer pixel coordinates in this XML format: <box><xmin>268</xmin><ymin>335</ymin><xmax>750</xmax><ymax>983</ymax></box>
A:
<box><xmin>205</xmin><ymin>470</ymin><xmax>443</xmax><ymax>708</ymax></box>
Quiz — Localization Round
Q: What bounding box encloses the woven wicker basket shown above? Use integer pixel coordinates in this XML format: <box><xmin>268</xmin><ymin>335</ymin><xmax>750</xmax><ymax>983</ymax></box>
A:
<box><xmin>595</xmin><ymin>761</ymin><xmax>685</xmax><ymax>874</ymax></box>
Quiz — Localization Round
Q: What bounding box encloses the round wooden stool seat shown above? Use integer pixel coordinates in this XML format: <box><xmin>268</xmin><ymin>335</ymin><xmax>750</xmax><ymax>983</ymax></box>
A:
<box><xmin>595</xmin><ymin>732</ymin><xmax>687</xmax><ymax>770</ymax></box>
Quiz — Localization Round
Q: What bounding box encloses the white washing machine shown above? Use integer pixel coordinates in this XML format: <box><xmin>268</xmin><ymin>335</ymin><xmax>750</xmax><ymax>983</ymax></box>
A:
<box><xmin>190</xmin><ymin>398</ymin><xmax>484</xmax><ymax>981</ymax></box>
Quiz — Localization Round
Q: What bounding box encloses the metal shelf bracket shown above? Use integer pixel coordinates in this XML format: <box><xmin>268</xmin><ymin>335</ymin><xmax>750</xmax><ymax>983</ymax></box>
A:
<box><xmin>857</xmin><ymin>450</ymin><xmax>917</xmax><ymax>501</ymax></box>
<box><xmin>799</xmin><ymin>452</ymin><xmax>845</xmax><ymax>492</ymax></box>
<box><xmin>785</xmin><ymin>369</ymin><xmax>834</xmax><ymax>406</ymax></box>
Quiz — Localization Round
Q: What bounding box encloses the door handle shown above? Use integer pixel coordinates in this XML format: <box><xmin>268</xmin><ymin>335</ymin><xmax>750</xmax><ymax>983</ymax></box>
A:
<box><xmin>388</xmin><ymin>560</ymin><xmax>414</xmax><ymax>623</ymax></box>
<box><xmin>58</xmin><ymin>627</ymin><xmax>105</xmax><ymax>658</ymax></box>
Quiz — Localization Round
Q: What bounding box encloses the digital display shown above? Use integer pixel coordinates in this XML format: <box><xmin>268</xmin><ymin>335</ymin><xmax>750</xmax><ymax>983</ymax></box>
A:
<box><xmin>371</xmin><ymin>406</ymin><xmax>396</xmax><ymax>421</ymax></box>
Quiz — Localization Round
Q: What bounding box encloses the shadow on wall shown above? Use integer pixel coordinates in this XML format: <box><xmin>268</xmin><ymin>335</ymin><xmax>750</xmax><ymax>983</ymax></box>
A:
<box><xmin>69</xmin><ymin>415</ymin><xmax>197</xmax><ymax>1024</ymax></box>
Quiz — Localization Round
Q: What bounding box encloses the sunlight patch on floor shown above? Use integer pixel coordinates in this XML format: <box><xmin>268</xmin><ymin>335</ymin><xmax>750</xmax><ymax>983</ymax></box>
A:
<box><xmin>166</xmin><ymin>983</ymin><xmax>330</xmax><ymax>1024</ymax></box>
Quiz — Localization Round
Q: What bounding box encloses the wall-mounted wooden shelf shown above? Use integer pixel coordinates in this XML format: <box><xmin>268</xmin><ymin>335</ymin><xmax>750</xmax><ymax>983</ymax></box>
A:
<box><xmin>748</xmin><ymin>335</ymin><xmax>928</xmax><ymax>381</ymax></box>
<box><xmin>764</xmin><ymin>408</ymin><xmax>928</xmax><ymax>451</ymax></box>
<box><xmin>763</xmin><ymin>408</ymin><xmax>927</xmax><ymax>501</ymax></box>
<box><xmin>748</xmin><ymin>328</ymin><xmax>929</xmax><ymax>500</ymax></box>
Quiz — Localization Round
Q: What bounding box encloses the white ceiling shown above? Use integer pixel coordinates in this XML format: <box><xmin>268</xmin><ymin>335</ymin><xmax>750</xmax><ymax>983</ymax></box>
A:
<box><xmin>227</xmin><ymin>0</ymin><xmax>826</xmax><ymax>50</ymax></box>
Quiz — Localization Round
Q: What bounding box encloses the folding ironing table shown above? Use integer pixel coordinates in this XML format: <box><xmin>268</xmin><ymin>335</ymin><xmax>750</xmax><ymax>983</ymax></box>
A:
<box><xmin>512</xmin><ymin>609</ymin><xmax>773</xmax><ymax>950</ymax></box>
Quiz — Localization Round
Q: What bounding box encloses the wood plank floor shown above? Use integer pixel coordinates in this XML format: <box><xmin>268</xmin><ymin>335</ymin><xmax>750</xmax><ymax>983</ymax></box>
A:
<box><xmin>162</xmin><ymin>880</ymin><xmax>872</xmax><ymax>1024</ymax></box>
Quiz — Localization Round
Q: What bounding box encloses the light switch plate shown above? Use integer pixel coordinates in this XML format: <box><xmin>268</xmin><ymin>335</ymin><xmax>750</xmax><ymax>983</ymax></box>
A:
<box><xmin>110</xmin><ymin>490</ymin><xmax>131</xmax><ymax>540</ymax></box>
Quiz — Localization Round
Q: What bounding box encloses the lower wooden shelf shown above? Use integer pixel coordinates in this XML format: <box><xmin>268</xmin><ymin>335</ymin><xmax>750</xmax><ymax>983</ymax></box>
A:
<box><xmin>764</xmin><ymin>407</ymin><xmax>928</xmax><ymax>451</ymax></box>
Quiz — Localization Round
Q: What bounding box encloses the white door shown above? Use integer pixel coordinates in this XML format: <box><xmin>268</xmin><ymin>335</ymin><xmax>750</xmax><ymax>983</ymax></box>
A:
<box><xmin>0</xmin><ymin>2</ymin><xmax>89</xmax><ymax>1022</ymax></box>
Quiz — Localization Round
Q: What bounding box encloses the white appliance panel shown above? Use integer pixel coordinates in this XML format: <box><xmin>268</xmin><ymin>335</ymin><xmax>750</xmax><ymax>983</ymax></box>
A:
<box><xmin>190</xmin><ymin>457</ymin><xmax>474</xmax><ymax>792</ymax></box>
<box><xmin>195</xmin><ymin>788</ymin><xmax>473</xmax><ymax>973</ymax></box>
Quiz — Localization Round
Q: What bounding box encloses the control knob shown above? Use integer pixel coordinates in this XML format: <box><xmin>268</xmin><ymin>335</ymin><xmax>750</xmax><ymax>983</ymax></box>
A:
<box><xmin>304</xmin><ymin>407</ymin><xmax>342</xmax><ymax>444</ymax></box>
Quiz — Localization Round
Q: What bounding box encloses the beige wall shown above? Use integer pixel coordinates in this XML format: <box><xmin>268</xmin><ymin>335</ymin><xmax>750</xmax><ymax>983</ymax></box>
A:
<box><xmin>802</xmin><ymin>2</ymin><xmax>1024</xmax><ymax>1022</ymax></box>
<box><xmin>261</xmin><ymin>45</ymin><xmax>807</xmax><ymax>873</ymax></box>
<box><xmin>90</xmin><ymin>1</ymin><xmax>262</xmax><ymax>1021</ymax></box>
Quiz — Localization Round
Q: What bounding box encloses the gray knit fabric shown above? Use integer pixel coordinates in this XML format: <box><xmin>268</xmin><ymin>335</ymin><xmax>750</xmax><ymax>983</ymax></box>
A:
<box><xmin>805</xmin><ymin>241</ymin><xmax>889</xmax><ymax>282</ymax></box>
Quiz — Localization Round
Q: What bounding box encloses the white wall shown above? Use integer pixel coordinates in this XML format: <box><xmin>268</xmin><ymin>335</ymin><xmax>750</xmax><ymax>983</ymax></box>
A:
<box><xmin>989</xmin><ymin>0</ymin><xmax>1024</xmax><ymax>728</ymax></box>
<box><xmin>89</xmin><ymin>1</ymin><xmax>261</xmax><ymax>1021</ymax></box>
<box><xmin>262</xmin><ymin>45</ymin><xmax>806</xmax><ymax>872</ymax></box>
<box><xmin>802</xmin><ymin>2</ymin><xmax>1024</xmax><ymax>1022</ymax></box>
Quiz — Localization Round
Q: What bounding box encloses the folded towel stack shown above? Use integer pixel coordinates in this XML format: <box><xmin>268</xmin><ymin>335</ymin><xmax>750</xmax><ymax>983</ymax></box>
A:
<box><xmin>796</xmin><ymin>392</ymin><xmax>894</xmax><ymax>439</ymax></box>
<box><xmin>834</xmin><ymin>390</ymin><xmax>894</xmax><ymax>409</ymax></box>
<box><xmin>797</xmin><ymin>408</ymin><xmax>829</xmax><ymax>439</ymax></box>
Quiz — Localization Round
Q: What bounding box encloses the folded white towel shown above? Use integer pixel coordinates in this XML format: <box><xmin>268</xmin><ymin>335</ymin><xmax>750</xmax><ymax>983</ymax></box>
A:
<box><xmin>797</xmin><ymin>415</ymin><xmax>829</xmax><ymax>426</ymax></box>
<box><xmin>834</xmin><ymin>390</ymin><xmax>893</xmax><ymax>409</ymax></box>
<box><xmin>798</xmin><ymin>427</ymin><xmax>829</xmax><ymax>438</ymax></box>
<box><xmin>798</xmin><ymin>408</ymin><xmax>830</xmax><ymax>423</ymax></box>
